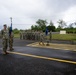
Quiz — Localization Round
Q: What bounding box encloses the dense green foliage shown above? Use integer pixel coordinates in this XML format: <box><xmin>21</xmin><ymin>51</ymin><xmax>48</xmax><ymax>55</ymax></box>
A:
<box><xmin>31</xmin><ymin>19</ymin><xmax>76</xmax><ymax>33</ymax></box>
<box><xmin>13</xmin><ymin>28</ymin><xmax>20</xmax><ymax>34</ymax></box>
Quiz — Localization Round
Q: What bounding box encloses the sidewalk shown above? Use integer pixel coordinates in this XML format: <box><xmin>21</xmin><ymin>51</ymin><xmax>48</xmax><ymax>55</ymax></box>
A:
<box><xmin>27</xmin><ymin>42</ymin><xmax>76</xmax><ymax>51</ymax></box>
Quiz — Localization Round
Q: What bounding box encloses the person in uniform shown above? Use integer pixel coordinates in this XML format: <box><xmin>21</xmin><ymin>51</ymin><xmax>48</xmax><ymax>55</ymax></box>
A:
<box><xmin>49</xmin><ymin>31</ymin><xmax>52</xmax><ymax>41</ymax></box>
<box><xmin>39</xmin><ymin>31</ymin><xmax>45</xmax><ymax>45</ymax></box>
<box><xmin>9</xmin><ymin>27</ymin><xmax>14</xmax><ymax>51</ymax></box>
<box><xmin>20</xmin><ymin>32</ymin><xmax>22</xmax><ymax>40</ymax></box>
<box><xmin>1</xmin><ymin>24</ymin><xmax>9</xmax><ymax>54</ymax></box>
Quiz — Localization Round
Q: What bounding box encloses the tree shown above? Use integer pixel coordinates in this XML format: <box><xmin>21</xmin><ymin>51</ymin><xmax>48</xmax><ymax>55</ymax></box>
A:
<box><xmin>13</xmin><ymin>28</ymin><xmax>20</xmax><ymax>34</ymax></box>
<box><xmin>36</xmin><ymin>19</ymin><xmax>47</xmax><ymax>26</ymax></box>
<box><xmin>74</xmin><ymin>22</ymin><xmax>76</xmax><ymax>27</ymax></box>
<box><xmin>57</xmin><ymin>19</ymin><xmax>67</xmax><ymax>29</ymax></box>
<box><xmin>68</xmin><ymin>23</ymin><xmax>74</xmax><ymax>29</ymax></box>
<box><xmin>47</xmin><ymin>25</ymin><xmax>56</xmax><ymax>32</ymax></box>
<box><xmin>31</xmin><ymin>25</ymin><xmax>41</xmax><ymax>31</ymax></box>
<box><xmin>31</xmin><ymin>25</ymin><xmax>35</xmax><ymax>30</ymax></box>
<box><xmin>49</xmin><ymin>21</ymin><xmax>54</xmax><ymax>26</ymax></box>
<box><xmin>47</xmin><ymin>21</ymin><xmax>56</xmax><ymax>32</ymax></box>
<box><xmin>36</xmin><ymin>19</ymin><xmax>47</xmax><ymax>31</ymax></box>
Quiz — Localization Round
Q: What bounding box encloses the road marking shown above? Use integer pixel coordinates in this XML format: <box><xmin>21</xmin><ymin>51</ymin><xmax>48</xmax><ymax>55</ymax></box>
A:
<box><xmin>8</xmin><ymin>51</ymin><xmax>76</xmax><ymax>65</ymax></box>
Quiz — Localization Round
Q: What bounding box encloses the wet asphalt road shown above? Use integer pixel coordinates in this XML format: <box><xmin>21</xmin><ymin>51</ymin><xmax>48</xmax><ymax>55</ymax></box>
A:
<box><xmin>0</xmin><ymin>38</ymin><xmax>76</xmax><ymax>75</ymax></box>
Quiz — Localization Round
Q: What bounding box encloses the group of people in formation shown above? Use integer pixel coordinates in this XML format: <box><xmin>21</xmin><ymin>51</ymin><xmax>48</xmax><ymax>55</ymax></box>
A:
<box><xmin>20</xmin><ymin>30</ymin><xmax>52</xmax><ymax>46</ymax></box>
<box><xmin>1</xmin><ymin>24</ymin><xmax>14</xmax><ymax>55</ymax></box>
<box><xmin>0</xmin><ymin>24</ymin><xmax>52</xmax><ymax>55</ymax></box>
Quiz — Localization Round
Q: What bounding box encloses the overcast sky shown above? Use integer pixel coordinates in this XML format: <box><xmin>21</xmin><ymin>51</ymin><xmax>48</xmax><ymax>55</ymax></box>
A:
<box><xmin>0</xmin><ymin>0</ymin><xmax>76</xmax><ymax>30</ymax></box>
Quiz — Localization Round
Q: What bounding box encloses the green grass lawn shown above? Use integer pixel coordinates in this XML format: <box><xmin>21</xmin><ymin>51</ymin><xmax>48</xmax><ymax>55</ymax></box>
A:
<box><xmin>52</xmin><ymin>34</ymin><xmax>76</xmax><ymax>41</ymax></box>
<box><xmin>14</xmin><ymin>34</ymin><xmax>20</xmax><ymax>38</ymax></box>
<box><xmin>14</xmin><ymin>33</ymin><xmax>76</xmax><ymax>41</ymax></box>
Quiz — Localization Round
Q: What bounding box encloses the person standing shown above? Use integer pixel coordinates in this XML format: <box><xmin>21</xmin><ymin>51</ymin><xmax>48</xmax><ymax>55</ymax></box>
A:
<box><xmin>39</xmin><ymin>31</ymin><xmax>45</xmax><ymax>45</ymax></box>
<box><xmin>20</xmin><ymin>32</ymin><xmax>22</xmax><ymax>40</ymax></box>
<box><xmin>1</xmin><ymin>24</ymin><xmax>9</xmax><ymax>54</ymax></box>
<box><xmin>49</xmin><ymin>31</ymin><xmax>52</xmax><ymax>41</ymax></box>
